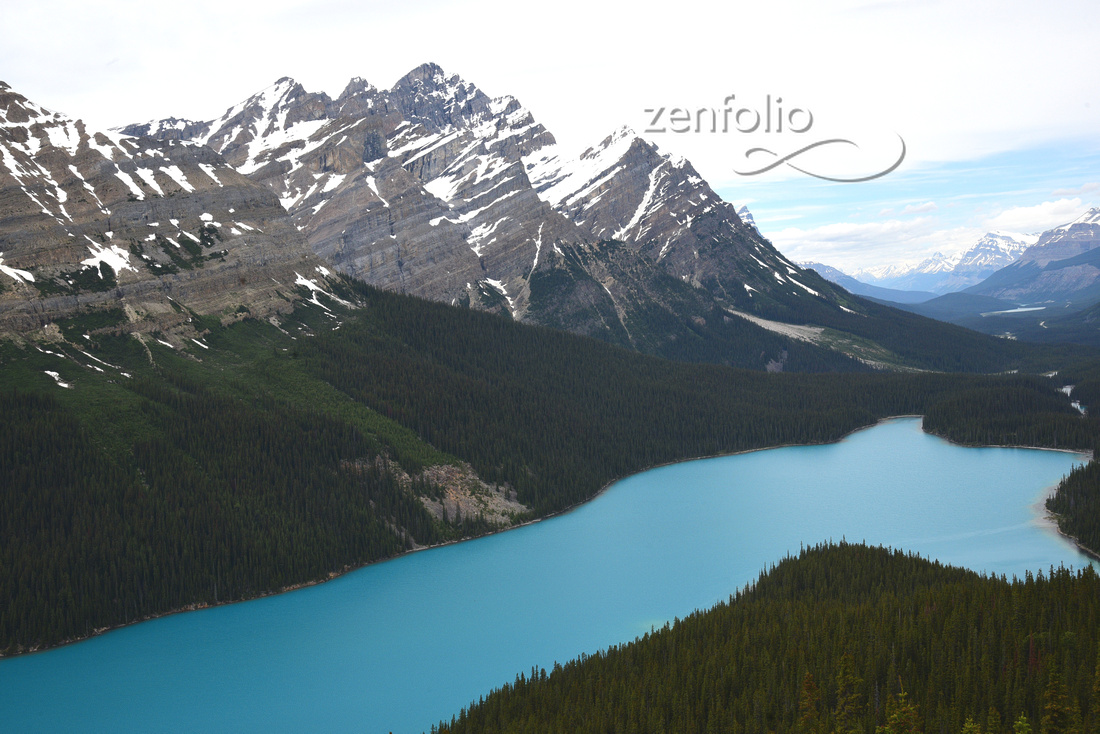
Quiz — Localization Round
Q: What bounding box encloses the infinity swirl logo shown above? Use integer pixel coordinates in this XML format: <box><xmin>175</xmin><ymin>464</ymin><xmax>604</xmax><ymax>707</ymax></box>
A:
<box><xmin>644</xmin><ymin>94</ymin><xmax>906</xmax><ymax>182</ymax></box>
<box><xmin>735</xmin><ymin>136</ymin><xmax>907</xmax><ymax>182</ymax></box>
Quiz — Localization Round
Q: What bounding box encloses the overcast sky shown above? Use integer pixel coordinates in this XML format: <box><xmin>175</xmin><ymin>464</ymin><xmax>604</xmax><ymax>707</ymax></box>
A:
<box><xmin>4</xmin><ymin>0</ymin><xmax>1098</xmax><ymax>272</ymax></box>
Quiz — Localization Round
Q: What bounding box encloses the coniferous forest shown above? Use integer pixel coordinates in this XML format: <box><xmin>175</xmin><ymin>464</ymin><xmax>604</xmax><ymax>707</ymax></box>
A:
<box><xmin>433</xmin><ymin>543</ymin><xmax>1100</xmax><ymax>734</ymax></box>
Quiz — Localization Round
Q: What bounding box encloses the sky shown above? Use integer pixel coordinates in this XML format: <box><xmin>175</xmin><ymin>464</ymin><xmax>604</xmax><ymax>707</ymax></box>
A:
<box><xmin>4</xmin><ymin>0</ymin><xmax>1099</xmax><ymax>274</ymax></box>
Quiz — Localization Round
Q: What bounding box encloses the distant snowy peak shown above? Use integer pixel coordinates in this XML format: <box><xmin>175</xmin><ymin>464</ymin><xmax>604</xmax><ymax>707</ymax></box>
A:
<box><xmin>852</xmin><ymin>231</ymin><xmax>1035</xmax><ymax>292</ymax></box>
<box><xmin>1062</xmin><ymin>206</ymin><xmax>1100</xmax><ymax>228</ymax></box>
<box><xmin>122</xmin><ymin>117</ymin><xmax>209</xmax><ymax>141</ymax></box>
<box><xmin>853</xmin><ymin>261</ymin><xmax>923</xmax><ymax>282</ymax></box>
<box><xmin>954</xmin><ymin>231</ymin><xmax>1036</xmax><ymax>272</ymax></box>
<box><xmin>1015</xmin><ymin>207</ymin><xmax>1100</xmax><ymax>267</ymax></box>
<box><xmin>964</xmin><ymin>209</ymin><xmax>1100</xmax><ymax>302</ymax></box>
<box><xmin>737</xmin><ymin>205</ymin><xmax>758</xmax><ymax>231</ymax></box>
<box><xmin>918</xmin><ymin>252</ymin><xmax>961</xmax><ymax>274</ymax></box>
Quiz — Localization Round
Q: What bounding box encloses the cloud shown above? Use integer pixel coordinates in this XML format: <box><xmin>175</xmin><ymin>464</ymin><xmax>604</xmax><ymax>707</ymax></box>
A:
<box><xmin>900</xmin><ymin>201</ymin><xmax>937</xmax><ymax>215</ymax></box>
<box><xmin>1052</xmin><ymin>182</ymin><xmax>1100</xmax><ymax>196</ymax></box>
<box><xmin>982</xmin><ymin>198</ymin><xmax>1087</xmax><ymax>234</ymax></box>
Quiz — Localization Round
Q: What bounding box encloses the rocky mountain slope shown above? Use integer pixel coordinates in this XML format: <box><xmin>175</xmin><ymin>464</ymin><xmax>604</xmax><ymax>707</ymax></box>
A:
<box><xmin>124</xmin><ymin>63</ymin><xmax>877</xmax><ymax>369</ymax></box>
<box><xmin>0</xmin><ymin>81</ymin><xmax>340</xmax><ymax>338</ymax></box>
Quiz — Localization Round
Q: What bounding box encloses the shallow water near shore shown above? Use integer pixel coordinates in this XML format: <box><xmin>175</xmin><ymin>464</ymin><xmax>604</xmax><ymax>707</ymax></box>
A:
<box><xmin>2</xmin><ymin>418</ymin><xmax>1094</xmax><ymax>733</ymax></box>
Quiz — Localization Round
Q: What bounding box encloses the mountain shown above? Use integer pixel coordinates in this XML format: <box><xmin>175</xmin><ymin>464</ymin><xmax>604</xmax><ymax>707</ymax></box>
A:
<box><xmin>861</xmin><ymin>212</ymin><xmax>1100</xmax><ymax>342</ymax></box>
<box><xmin>853</xmin><ymin>231</ymin><xmax>1036</xmax><ymax>293</ymax></box>
<box><xmin>118</xmin><ymin>63</ymin><xmax>1056</xmax><ymax>373</ymax></box>
<box><xmin>0</xmin><ymin>81</ymin><xmax>339</xmax><ymax>338</ymax></box>
<box><xmin>802</xmin><ymin>262</ymin><xmax>936</xmax><ymax>304</ymax></box>
<box><xmin>964</xmin><ymin>208</ymin><xmax>1100</xmax><ymax>306</ymax></box>
<box><xmin>122</xmin><ymin>64</ymin><xmax>904</xmax><ymax>370</ymax></box>
<box><xmin>0</xmin><ymin>71</ymin><xmax>1064</xmax><ymax>375</ymax></box>
<box><xmin>736</xmin><ymin>204</ymin><xmax>758</xmax><ymax>232</ymax></box>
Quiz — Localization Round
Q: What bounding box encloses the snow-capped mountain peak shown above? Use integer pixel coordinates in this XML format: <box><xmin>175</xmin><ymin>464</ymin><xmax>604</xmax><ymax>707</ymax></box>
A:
<box><xmin>737</xmin><ymin>205</ymin><xmax>757</xmax><ymax>231</ymax></box>
<box><xmin>388</xmin><ymin>62</ymin><xmax>494</xmax><ymax>132</ymax></box>
<box><xmin>1058</xmin><ymin>206</ymin><xmax>1100</xmax><ymax>229</ymax></box>
<box><xmin>955</xmin><ymin>231</ymin><xmax>1037</xmax><ymax>272</ymax></box>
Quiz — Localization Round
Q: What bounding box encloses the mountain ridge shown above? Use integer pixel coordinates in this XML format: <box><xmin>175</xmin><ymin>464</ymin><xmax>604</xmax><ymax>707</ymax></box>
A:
<box><xmin>121</xmin><ymin>63</ymin><xmax>887</xmax><ymax>370</ymax></box>
<box><xmin>0</xmin><ymin>80</ymin><xmax>341</xmax><ymax>337</ymax></box>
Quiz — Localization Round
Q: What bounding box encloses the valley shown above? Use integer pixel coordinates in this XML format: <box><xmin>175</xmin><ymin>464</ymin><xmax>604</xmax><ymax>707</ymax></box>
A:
<box><xmin>3</xmin><ymin>57</ymin><xmax>1100</xmax><ymax>734</ymax></box>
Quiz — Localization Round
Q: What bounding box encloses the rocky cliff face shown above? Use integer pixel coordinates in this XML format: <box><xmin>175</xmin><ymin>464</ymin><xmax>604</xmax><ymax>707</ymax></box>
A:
<box><xmin>123</xmin><ymin>63</ymin><xmax>863</xmax><ymax>366</ymax></box>
<box><xmin>0</xmin><ymin>81</ymin><xmax>340</xmax><ymax>337</ymax></box>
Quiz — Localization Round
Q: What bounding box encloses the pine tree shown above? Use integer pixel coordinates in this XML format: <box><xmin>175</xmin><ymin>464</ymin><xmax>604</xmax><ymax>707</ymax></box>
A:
<box><xmin>1087</xmin><ymin>651</ymin><xmax>1100</xmax><ymax>734</ymax></box>
<box><xmin>988</xmin><ymin>707</ymin><xmax>1003</xmax><ymax>734</ymax></box>
<box><xmin>962</xmin><ymin>717</ymin><xmax>984</xmax><ymax>734</ymax></box>
<box><xmin>798</xmin><ymin>672</ymin><xmax>823</xmax><ymax>734</ymax></box>
<box><xmin>1041</xmin><ymin>670</ymin><xmax>1073</xmax><ymax>734</ymax></box>
<box><xmin>835</xmin><ymin>653</ymin><xmax>865</xmax><ymax>734</ymax></box>
<box><xmin>877</xmin><ymin>691</ymin><xmax>922</xmax><ymax>734</ymax></box>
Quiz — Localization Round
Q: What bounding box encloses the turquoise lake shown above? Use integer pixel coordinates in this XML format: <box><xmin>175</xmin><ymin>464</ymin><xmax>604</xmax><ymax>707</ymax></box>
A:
<box><xmin>2</xmin><ymin>418</ymin><xmax>1094</xmax><ymax>733</ymax></box>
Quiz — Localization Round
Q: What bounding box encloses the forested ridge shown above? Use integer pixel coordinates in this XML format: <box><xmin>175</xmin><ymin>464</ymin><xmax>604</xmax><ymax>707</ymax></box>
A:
<box><xmin>0</xmin><ymin>283</ymin><xmax>1096</xmax><ymax>655</ymax></box>
<box><xmin>433</xmin><ymin>543</ymin><xmax>1100</xmax><ymax>734</ymax></box>
<box><xmin>310</xmin><ymin>284</ymin><xmax>1097</xmax><ymax>515</ymax></box>
<box><xmin>1044</xmin><ymin>360</ymin><xmax>1100</xmax><ymax>557</ymax></box>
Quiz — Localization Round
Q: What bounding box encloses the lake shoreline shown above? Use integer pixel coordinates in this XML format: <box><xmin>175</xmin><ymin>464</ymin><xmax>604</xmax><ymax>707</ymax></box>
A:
<box><xmin>5</xmin><ymin>414</ymin><xmax>1090</xmax><ymax>660</ymax></box>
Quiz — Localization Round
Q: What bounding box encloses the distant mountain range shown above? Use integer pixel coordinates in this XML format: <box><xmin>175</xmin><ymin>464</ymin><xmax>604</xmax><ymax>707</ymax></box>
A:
<box><xmin>964</xmin><ymin>208</ymin><xmax>1100</xmax><ymax>305</ymax></box>
<box><xmin>798</xmin><ymin>263</ymin><xmax>937</xmax><ymax>304</ymax></box>
<box><xmin>847</xmin><ymin>231</ymin><xmax>1038</xmax><ymax>294</ymax></box>
<box><xmin>808</xmin><ymin>208</ymin><xmax>1100</xmax><ymax>344</ymax></box>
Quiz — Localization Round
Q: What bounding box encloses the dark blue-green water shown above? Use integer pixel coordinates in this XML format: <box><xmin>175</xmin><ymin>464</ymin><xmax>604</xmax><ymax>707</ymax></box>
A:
<box><xmin>1</xmin><ymin>418</ymin><xmax>1093</xmax><ymax>733</ymax></box>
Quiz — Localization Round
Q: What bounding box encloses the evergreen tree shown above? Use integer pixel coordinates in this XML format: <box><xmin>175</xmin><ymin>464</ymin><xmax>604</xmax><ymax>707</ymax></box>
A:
<box><xmin>799</xmin><ymin>672</ymin><xmax>824</xmax><ymax>734</ymax></box>
<box><xmin>962</xmin><ymin>717</ymin><xmax>984</xmax><ymax>734</ymax></box>
<box><xmin>988</xmin><ymin>708</ymin><xmax>1003</xmax><ymax>734</ymax></box>
<box><xmin>1042</xmin><ymin>670</ymin><xmax>1074</xmax><ymax>734</ymax></box>
<box><xmin>878</xmin><ymin>691</ymin><xmax>922</xmax><ymax>734</ymax></box>
<box><xmin>1087</xmin><ymin>652</ymin><xmax>1100</xmax><ymax>734</ymax></box>
<box><xmin>835</xmin><ymin>653</ymin><xmax>865</xmax><ymax>734</ymax></box>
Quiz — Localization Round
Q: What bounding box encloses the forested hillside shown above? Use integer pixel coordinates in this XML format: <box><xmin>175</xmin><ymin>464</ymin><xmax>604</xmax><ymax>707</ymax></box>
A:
<box><xmin>0</xmin><ymin>284</ymin><xmax>1094</xmax><ymax>654</ymax></box>
<box><xmin>434</xmin><ymin>543</ymin><xmax>1100</xmax><ymax>734</ymax></box>
<box><xmin>1043</xmin><ymin>360</ymin><xmax>1100</xmax><ymax>557</ymax></box>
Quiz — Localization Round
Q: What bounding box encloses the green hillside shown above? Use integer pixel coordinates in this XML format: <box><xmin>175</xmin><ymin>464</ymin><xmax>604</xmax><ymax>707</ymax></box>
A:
<box><xmin>434</xmin><ymin>543</ymin><xmax>1100</xmax><ymax>734</ymax></box>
